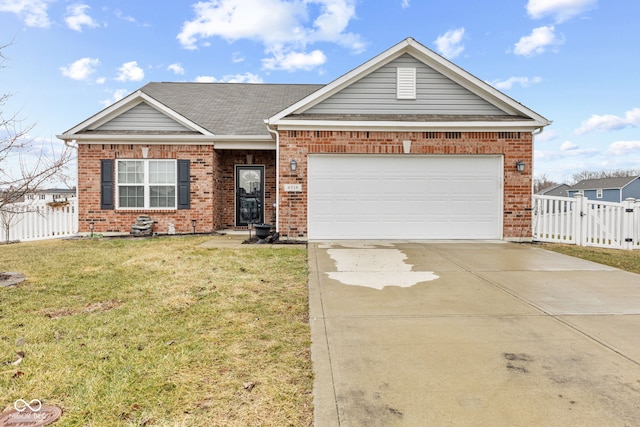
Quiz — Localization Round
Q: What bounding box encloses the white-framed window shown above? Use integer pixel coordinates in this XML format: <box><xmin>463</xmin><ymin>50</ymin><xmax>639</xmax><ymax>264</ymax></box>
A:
<box><xmin>116</xmin><ymin>159</ymin><xmax>177</xmax><ymax>209</ymax></box>
<box><xmin>597</xmin><ymin>189</ymin><xmax>603</xmax><ymax>198</ymax></box>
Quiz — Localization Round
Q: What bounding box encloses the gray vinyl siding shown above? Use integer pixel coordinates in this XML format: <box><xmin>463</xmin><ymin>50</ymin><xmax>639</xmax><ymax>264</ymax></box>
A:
<box><xmin>568</xmin><ymin>189</ymin><xmax>621</xmax><ymax>202</ymax></box>
<box><xmin>568</xmin><ymin>178</ymin><xmax>640</xmax><ymax>202</ymax></box>
<box><xmin>95</xmin><ymin>103</ymin><xmax>191</xmax><ymax>132</ymax></box>
<box><xmin>601</xmin><ymin>189</ymin><xmax>622</xmax><ymax>202</ymax></box>
<box><xmin>304</xmin><ymin>54</ymin><xmax>508</xmax><ymax>116</ymax></box>
<box><xmin>623</xmin><ymin>178</ymin><xmax>640</xmax><ymax>200</ymax></box>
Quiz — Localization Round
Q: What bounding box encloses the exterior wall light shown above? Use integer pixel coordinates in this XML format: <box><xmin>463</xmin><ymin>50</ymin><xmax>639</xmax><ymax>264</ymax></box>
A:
<box><xmin>516</xmin><ymin>160</ymin><xmax>526</xmax><ymax>172</ymax></box>
<box><xmin>290</xmin><ymin>159</ymin><xmax>297</xmax><ymax>171</ymax></box>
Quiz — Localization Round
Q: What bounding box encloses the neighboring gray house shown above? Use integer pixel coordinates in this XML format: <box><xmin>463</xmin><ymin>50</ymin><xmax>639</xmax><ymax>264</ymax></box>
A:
<box><xmin>536</xmin><ymin>183</ymin><xmax>570</xmax><ymax>197</ymax></box>
<box><xmin>567</xmin><ymin>176</ymin><xmax>640</xmax><ymax>202</ymax></box>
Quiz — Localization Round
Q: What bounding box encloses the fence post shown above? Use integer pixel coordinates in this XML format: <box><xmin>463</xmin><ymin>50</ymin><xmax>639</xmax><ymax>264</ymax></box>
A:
<box><xmin>574</xmin><ymin>194</ymin><xmax>586</xmax><ymax>246</ymax></box>
<box><xmin>621</xmin><ymin>198</ymin><xmax>633</xmax><ymax>250</ymax></box>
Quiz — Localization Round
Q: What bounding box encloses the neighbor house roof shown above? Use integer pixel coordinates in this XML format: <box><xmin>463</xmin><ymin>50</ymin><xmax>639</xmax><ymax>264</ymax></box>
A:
<box><xmin>569</xmin><ymin>176</ymin><xmax>640</xmax><ymax>191</ymax></box>
<box><xmin>536</xmin><ymin>183</ymin><xmax>570</xmax><ymax>196</ymax></box>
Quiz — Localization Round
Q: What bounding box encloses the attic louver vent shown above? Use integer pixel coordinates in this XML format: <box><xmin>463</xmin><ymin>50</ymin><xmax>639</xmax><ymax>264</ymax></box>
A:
<box><xmin>397</xmin><ymin>67</ymin><xmax>416</xmax><ymax>100</ymax></box>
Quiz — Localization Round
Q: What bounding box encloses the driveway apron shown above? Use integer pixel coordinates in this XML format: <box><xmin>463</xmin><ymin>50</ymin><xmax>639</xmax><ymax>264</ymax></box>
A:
<box><xmin>309</xmin><ymin>241</ymin><xmax>640</xmax><ymax>427</ymax></box>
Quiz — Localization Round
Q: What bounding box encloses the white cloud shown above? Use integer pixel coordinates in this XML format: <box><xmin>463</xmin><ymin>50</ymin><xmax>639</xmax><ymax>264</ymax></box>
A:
<box><xmin>0</xmin><ymin>0</ymin><xmax>52</xmax><ymax>27</ymax></box>
<box><xmin>116</xmin><ymin>61</ymin><xmax>144</xmax><ymax>82</ymax></box>
<box><xmin>114</xmin><ymin>9</ymin><xmax>136</xmax><ymax>23</ymax></box>
<box><xmin>263</xmin><ymin>49</ymin><xmax>327</xmax><ymax>71</ymax></box>
<box><xmin>194</xmin><ymin>76</ymin><xmax>216</xmax><ymax>83</ymax></box>
<box><xmin>608</xmin><ymin>140</ymin><xmax>640</xmax><ymax>156</ymax></box>
<box><xmin>231</xmin><ymin>52</ymin><xmax>245</xmax><ymax>63</ymax></box>
<box><xmin>60</xmin><ymin>57</ymin><xmax>100</xmax><ymax>81</ymax></box>
<box><xmin>434</xmin><ymin>28</ymin><xmax>465</xmax><ymax>59</ymax></box>
<box><xmin>535</xmin><ymin>129</ymin><xmax>558</xmax><ymax>143</ymax></box>
<box><xmin>65</xmin><ymin>4</ymin><xmax>99</xmax><ymax>32</ymax></box>
<box><xmin>168</xmin><ymin>63</ymin><xmax>185</xmax><ymax>75</ymax></box>
<box><xmin>560</xmin><ymin>140</ymin><xmax>598</xmax><ymax>156</ymax></box>
<box><xmin>493</xmin><ymin>76</ymin><xmax>542</xmax><ymax>90</ymax></box>
<box><xmin>527</xmin><ymin>0</ymin><xmax>597</xmax><ymax>23</ymax></box>
<box><xmin>513</xmin><ymin>25</ymin><xmax>563</xmax><ymax>56</ymax></box>
<box><xmin>194</xmin><ymin>72</ymin><xmax>264</xmax><ymax>83</ymax></box>
<box><xmin>575</xmin><ymin>107</ymin><xmax>640</xmax><ymax>135</ymax></box>
<box><xmin>401</xmin><ymin>0</ymin><xmax>410</xmax><ymax>8</ymax></box>
<box><xmin>177</xmin><ymin>0</ymin><xmax>363</xmax><ymax>71</ymax></box>
<box><xmin>101</xmin><ymin>89</ymin><xmax>130</xmax><ymax>107</ymax></box>
<box><xmin>534</xmin><ymin>150</ymin><xmax>561</xmax><ymax>161</ymax></box>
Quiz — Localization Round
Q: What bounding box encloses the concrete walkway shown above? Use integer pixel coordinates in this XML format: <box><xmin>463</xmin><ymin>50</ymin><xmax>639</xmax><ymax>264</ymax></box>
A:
<box><xmin>309</xmin><ymin>241</ymin><xmax>640</xmax><ymax>426</ymax></box>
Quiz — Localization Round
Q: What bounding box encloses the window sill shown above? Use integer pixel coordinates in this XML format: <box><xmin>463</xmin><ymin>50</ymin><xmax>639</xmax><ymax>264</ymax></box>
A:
<box><xmin>116</xmin><ymin>209</ymin><xmax>178</xmax><ymax>213</ymax></box>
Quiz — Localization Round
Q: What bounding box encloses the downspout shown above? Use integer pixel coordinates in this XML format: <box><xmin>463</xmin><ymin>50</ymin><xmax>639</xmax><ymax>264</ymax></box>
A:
<box><xmin>266</xmin><ymin>123</ymin><xmax>280</xmax><ymax>234</ymax></box>
<box><xmin>530</xmin><ymin>126</ymin><xmax>545</xmax><ymax>179</ymax></box>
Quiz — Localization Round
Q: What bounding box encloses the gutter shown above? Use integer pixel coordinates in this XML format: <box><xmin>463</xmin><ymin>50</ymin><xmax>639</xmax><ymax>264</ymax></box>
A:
<box><xmin>272</xmin><ymin>119</ymin><xmax>550</xmax><ymax>132</ymax></box>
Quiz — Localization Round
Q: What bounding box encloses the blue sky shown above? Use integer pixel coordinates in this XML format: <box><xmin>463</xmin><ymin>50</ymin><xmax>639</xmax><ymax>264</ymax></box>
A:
<box><xmin>1</xmin><ymin>0</ymin><xmax>639</xmax><ymax>184</ymax></box>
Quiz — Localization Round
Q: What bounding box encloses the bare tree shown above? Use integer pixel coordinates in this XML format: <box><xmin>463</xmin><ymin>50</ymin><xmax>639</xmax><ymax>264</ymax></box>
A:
<box><xmin>533</xmin><ymin>174</ymin><xmax>562</xmax><ymax>194</ymax></box>
<box><xmin>572</xmin><ymin>168</ymin><xmax>640</xmax><ymax>184</ymax></box>
<box><xmin>0</xmin><ymin>42</ymin><xmax>73</xmax><ymax>213</ymax></box>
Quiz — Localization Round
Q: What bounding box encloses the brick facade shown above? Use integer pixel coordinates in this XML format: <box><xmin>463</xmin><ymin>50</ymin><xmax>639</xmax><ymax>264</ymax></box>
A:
<box><xmin>219</xmin><ymin>150</ymin><xmax>277</xmax><ymax>229</ymax></box>
<box><xmin>77</xmin><ymin>132</ymin><xmax>532</xmax><ymax>240</ymax></box>
<box><xmin>77</xmin><ymin>143</ymin><xmax>221</xmax><ymax>234</ymax></box>
<box><xmin>278</xmin><ymin>130</ymin><xmax>533</xmax><ymax>240</ymax></box>
<box><xmin>76</xmin><ymin>144</ymin><xmax>277</xmax><ymax>235</ymax></box>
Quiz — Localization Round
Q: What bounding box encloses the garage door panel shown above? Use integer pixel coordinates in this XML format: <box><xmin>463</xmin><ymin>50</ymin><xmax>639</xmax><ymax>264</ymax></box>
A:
<box><xmin>308</xmin><ymin>155</ymin><xmax>503</xmax><ymax>240</ymax></box>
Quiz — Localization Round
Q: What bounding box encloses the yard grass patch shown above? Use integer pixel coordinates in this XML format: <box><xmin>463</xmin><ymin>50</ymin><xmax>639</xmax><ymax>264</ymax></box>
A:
<box><xmin>541</xmin><ymin>243</ymin><xmax>640</xmax><ymax>275</ymax></box>
<box><xmin>0</xmin><ymin>236</ymin><xmax>312</xmax><ymax>426</ymax></box>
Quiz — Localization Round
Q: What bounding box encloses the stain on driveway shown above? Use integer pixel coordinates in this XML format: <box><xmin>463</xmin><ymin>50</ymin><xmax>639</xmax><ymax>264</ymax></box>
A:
<box><xmin>325</xmin><ymin>247</ymin><xmax>438</xmax><ymax>289</ymax></box>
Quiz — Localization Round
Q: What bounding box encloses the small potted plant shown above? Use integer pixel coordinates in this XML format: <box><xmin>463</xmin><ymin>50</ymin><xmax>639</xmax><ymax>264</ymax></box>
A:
<box><xmin>253</xmin><ymin>223</ymin><xmax>272</xmax><ymax>244</ymax></box>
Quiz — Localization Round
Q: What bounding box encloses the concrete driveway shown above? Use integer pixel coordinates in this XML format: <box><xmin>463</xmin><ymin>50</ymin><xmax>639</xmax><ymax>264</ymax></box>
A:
<box><xmin>309</xmin><ymin>241</ymin><xmax>640</xmax><ymax>426</ymax></box>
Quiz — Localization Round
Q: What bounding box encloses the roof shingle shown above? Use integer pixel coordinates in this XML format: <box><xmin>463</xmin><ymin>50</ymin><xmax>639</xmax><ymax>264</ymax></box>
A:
<box><xmin>141</xmin><ymin>82</ymin><xmax>324</xmax><ymax>136</ymax></box>
<box><xmin>570</xmin><ymin>176</ymin><xmax>639</xmax><ymax>190</ymax></box>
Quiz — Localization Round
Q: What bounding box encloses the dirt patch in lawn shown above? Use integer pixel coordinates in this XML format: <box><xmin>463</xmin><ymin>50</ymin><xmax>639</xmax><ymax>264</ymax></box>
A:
<box><xmin>0</xmin><ymin>272</ymin><xmax>26</xmax><ymax>287</ymax></box>
<box><xmin>39</xmin><ymin>300</ymin><xmax>122</xmax><ymax>319</ymax></box>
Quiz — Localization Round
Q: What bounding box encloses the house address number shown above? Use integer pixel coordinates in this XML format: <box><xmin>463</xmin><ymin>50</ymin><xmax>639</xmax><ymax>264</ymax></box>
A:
<box><xmin>283</xmin><ymin>184</ymin><xmax>302</xmax><ymax>192</ymax></box>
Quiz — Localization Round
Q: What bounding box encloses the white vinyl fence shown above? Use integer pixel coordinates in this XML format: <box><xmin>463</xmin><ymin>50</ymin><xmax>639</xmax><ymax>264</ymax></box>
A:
<box><xmin>1</xmin><ymin>199</ymin><xmax>78</xmax><ymax>242</ymax></box>
<box><xmin>533</xmin><ymin>194</ymin><xmax>640</xmax><ymax>250</ymax></box>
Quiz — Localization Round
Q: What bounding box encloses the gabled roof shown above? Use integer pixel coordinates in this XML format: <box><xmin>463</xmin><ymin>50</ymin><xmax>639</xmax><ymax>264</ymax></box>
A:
<box><xmin>58</xmin><ymin>37</ymin><xmax>551</xmax><ymax>143</ymax></box>
<box><xmin>58</xmin><ymin>83</ymin><xmax>323</xmax><ymax>142</ymax></box>
<box><xmin>536</xmin><ymin>183</ymin><xmax>570</xmax><ymax>196</ymax></box>
<box><xmin>268</xmin><ymin>37</ymin><xmax>551</xmax><ymax>131</ymax></box>
<box><xmin>569</xmin><ymin>176</ymin><xmax>640</xmax><ymax>191</ymax></box>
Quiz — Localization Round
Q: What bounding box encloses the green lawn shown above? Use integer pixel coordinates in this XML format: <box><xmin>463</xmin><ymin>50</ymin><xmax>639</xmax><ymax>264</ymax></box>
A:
<box><xmin>541</xmin><ymin>243</ymin><xmax>640</xmax><ymax>275</ymax></box>
<box><xmin>0</xmin><ymin>236</ymin><xmax>312</xmax><ymax>426</ymax></box>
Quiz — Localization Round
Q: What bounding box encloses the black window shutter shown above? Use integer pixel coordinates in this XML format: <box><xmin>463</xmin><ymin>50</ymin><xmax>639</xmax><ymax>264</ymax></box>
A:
<box><xmin>100</xmin><ymin>159</ymin><xmax>114</xmax><ymax>210</ymax></box>
<box><xmin>177</xmin><ymin>160</ymin><xmax>190</xmax><ymax>210</ymax></box>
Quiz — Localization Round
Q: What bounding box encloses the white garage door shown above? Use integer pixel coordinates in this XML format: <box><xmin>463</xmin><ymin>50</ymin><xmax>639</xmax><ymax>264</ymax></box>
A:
<box><xmin>307</xmin><ymin>154</ymin><xmax>503</xmax><ymax>240</ymax></box>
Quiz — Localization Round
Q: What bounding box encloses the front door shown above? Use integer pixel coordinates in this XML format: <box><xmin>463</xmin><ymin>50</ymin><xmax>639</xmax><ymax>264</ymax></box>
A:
<box><xmin>236</xmin><ymin>165</ymin><xmax>264</xmax><ymax>226</ymax></box>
